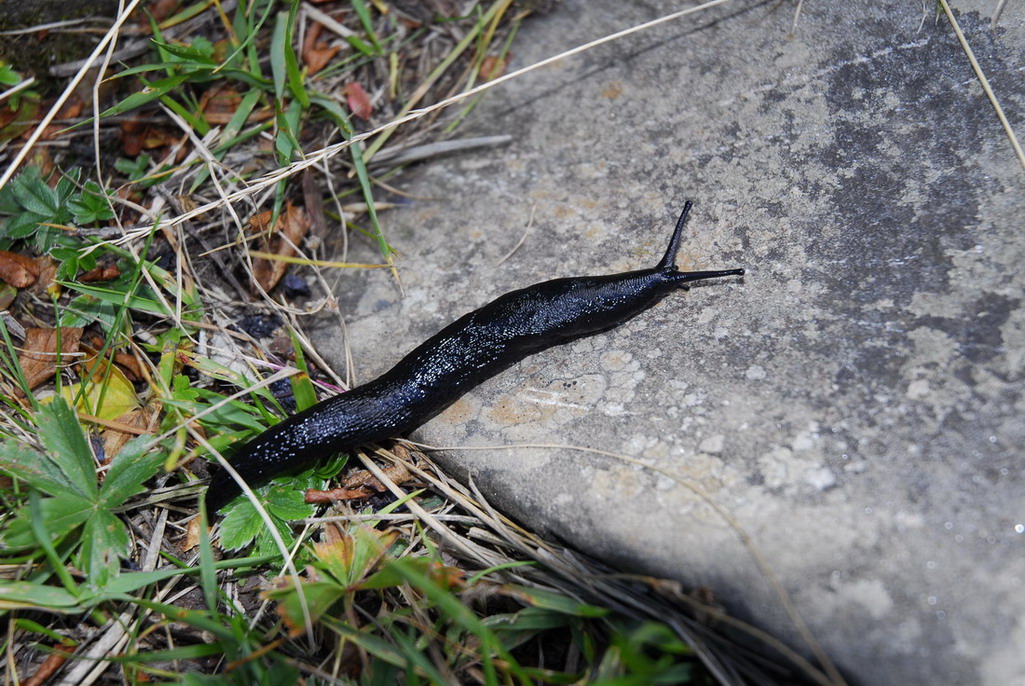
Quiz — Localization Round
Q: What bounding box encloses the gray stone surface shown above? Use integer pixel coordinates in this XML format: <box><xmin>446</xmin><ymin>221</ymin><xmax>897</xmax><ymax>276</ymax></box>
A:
<box><xmin>312</xmin><ymin>1</ymin><xmax>1025</xmax><ymax>683</ymax></box>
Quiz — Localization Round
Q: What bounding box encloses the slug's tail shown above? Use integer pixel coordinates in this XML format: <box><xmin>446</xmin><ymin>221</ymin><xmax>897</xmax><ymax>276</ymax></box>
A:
<box><xmin>657</xmin><ymin>201</ymin><xmax>745</xmax><ymax>286</ymax></box>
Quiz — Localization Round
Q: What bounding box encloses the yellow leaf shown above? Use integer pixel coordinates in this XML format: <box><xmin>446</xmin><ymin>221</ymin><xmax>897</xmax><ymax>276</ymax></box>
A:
<box><xmin>61</xmin><ymin>364</ymin><xmax>140</xmax><ymax>421</ymax></box>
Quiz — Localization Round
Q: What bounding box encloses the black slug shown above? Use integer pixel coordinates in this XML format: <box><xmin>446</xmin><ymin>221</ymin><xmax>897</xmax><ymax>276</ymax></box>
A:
<box><xmin>205</xmin><ymin>202</ymin><xmax>743</xmax><ymax>512</ymax></box>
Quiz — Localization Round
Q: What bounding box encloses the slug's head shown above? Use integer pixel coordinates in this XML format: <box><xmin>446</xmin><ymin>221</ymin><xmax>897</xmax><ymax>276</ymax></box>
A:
<box><xmin>657</xmin><ymin>201</ymin><xmax>745</xmax><ymax>287</ymax></box>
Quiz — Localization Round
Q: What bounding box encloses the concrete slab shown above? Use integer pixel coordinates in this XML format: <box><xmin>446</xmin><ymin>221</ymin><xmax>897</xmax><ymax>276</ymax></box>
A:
<box><xmin>312</xmin><ymin>1</ymin><xmax>1025</xmax><ymax>683</ymax></box>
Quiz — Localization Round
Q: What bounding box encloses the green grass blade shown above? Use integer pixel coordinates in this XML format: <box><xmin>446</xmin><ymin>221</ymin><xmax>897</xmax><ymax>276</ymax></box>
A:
<box><xmin>0</xmin><ymin>579</ymin><xmax>82</xmax><ymax>612</ymax></box>
<box><xmin>98</xmin><ymin>73</ymin><xmax>193</xmax><ymax>120</ymax></box>
<box><xmin>350</xmin><ymin>0</ymin><xmax>382</xmax><ymax>54</ymax></box>
<box><xmin>198</xmin><ymin>499</ymin><xmax>218</xmax><ymax>613</ymax></box>
<box><xmin>283</xmin><ymin>0</ymin><xmax>309</xmax><ymax>107</ymax></box>
<box><xmin>270</xmin><ymin>10</ymin><xmax>290</xmax><ymax>100</ymax></box>
<box><xmin>287</xmin><ymin>328</ymin><xmax>317</xmax><ymax>411</ymax></box>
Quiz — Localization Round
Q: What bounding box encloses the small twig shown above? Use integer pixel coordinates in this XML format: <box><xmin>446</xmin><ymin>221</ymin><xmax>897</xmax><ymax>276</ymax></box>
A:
<box><xmin>370</xmin><ymin>135</ymin><xmax>514</xmax><ymax>167</ymax></box>
<box><xmin>306</xmin><ymin>513</ymin><xmax>480</xmax><ymax>524</ymax></box>
<box><xmin>0</xmin><ymin>77</ymin><xmax>36</xmax><ymax>104</ymax></box>
<box><xmin>302</xmin><ymin>2</ymin><xmax>357</xmax><ymax>39</ymax></box>
<box><xmin>0</xmin><ymin>17</ymin><xmax>105</xmax><ymax>36</ymax></box>
<box><xmin>495</xmin><ymin>203</ymin><xmax>536</xmax><ymax>266</ymax></box>
<box><xmin>789</xmin><ymin>0</ymin><xmax>804</xmax><ymax>36</ymax></box>
<box><xmin>939</xmin><ymin>0</ymin><xmax>1025</xmax><ymax>173</ymax></box>
<box><xmin>991</xmin><ymin>0</ymin><xmax>1008</xmax><ymax>31</ymax></box>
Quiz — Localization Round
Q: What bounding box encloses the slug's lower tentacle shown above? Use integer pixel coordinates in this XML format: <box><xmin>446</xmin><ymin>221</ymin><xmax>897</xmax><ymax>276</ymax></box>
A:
<box><xmin>205</xmin><ymin>205</ymin><xmax>743</xmax><ymax>512</ymax></box>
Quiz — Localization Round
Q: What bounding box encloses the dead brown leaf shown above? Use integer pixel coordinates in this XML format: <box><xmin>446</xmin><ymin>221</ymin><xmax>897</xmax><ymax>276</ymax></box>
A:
<box><xmin>341</xmin><ymin>82</ymin><xmax>373</xmax><ymax>120</ymax></box>
<box><xmin>147</xmin><ymin>0</ymin><xmax>179</xmax><ymax>24</ymax></box>
<box><xmin>40</xmin><ymin>96</ymin><xmax>84</xmax><ymax>141</ymax></box>
<box><xmin>342</xmin><ymin>459</ymin><xmax>413</xmax><ymax>493</ymax></box>
<box><xmin>31</xmin><ymin>256</ymin><xmax>58</xmax><ymax>296</ymax></box>
<box><xmin>101</xmin><ymin>406</ymin><xmax>156</xmax><ymax>462</ymax></box>
<box><xmin>303</xmin><ymin>24</ymin><xmax>341</xmax><ymax>76</ymax></box>
<box><xmin>184</xmin><ymin>517</ymin><xmax>203</xmax><ymax>552</ymax></box>
<box><xmin>17</xmin><ymin>327</ymin><xmax>83</xmax><ymax>392</ymax></box>
<box><xmin>0</xmin><ymin>250</ymin><xmax>40</xmax><ymax>287</ymax></box>
<box><xmin>120</xmin><ymin>118</ymin><xmax>146</xmax><ymax>157</ymax></box>
<box><xmin>200</xmin><ymin>84</ymin><xmax>242</xmax><ymax>125</ymax></box>
<box><xmin>247</xmin><ymin>203</ymin><xmax>310</xmax><ymax>293</ymax></box>
<box><xmin>479</xmin><ymin>55</ymin><xmax>508</xmax><ymax>81</ymax></box>
<box><xmin>305</xmin><ymin>42</ymin><xmax>341</xmax><ymax>76</ymax></box>
<box><xmin>80</xmin><ymin>263</ymin><xmax>121</xmax><ymax>282</ymax></box>
<box><xmin>21</xmin><ymin>643</ymin><xmax>75</xmax><ymax>686</ymax></box>
<box><xmin>305</xmin><ymin>487</ymin><xmax>374</xmax><ymax>504</ymax></box>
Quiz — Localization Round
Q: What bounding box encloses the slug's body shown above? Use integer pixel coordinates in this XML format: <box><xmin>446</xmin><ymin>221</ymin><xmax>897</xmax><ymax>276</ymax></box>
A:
<box><xmin>205</xmin><ymin>203</ymin><xmax>743</xmax><ymax>512</ymax></box>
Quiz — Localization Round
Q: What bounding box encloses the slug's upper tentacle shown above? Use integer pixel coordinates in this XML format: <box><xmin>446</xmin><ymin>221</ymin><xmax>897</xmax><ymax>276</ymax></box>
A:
<box><xmin>657</xmin><ymin>200</ymin><xmax>695</xmax><ymax>271</ymax></box>
<box><xmin>205</xmin><ymin>204</ymin><xmax>744</xmax><ymax>513</ymax></box>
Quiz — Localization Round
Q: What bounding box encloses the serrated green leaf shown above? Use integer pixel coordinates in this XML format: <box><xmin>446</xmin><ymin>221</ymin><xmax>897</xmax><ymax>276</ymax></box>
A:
<box><xmin>114</xmin><ymin>154</ymin><xmax>152</xmax><ymax>180</ymax></box>
<box><xmin>217</xmin><ymin>498</ymin><xmax>263</xmax><ymax>552</ymax></box>
<box><xmin>55</xmin><ymin>168</ymin><xmax>79</xmax><ymax>205</ymax></box>
<box><xmin>80</xmin><ymin>509</ymin><xmax>130</xmax><ymax>588</ymax></box>
<box><xmin>212</xmin><ymin>462</ymin><xmax>325</xmax><ymax>552</ymax></box>
<box><xmin>0</xmin><ymin>63</ymin><xmax>20</xmax><ymax>87</ymax></box>
<box><xmin>315</xmin><ymin>525</ymin><xmax>395</xmax><ymax>588</ymax></box>
<box><xmin>265</xmin><ymin>484</ymin><xmax>313</xmax><ymax>520</ymax></box>
<box><xmin>36</xmin><ymin>397</ymin><xmax>97</xmax><ymax>499</ymax></box>
<box><xmin>0</xmin><ymin>211</ymin><xmax>45</xmax><ymax>240</ymax></box>
<box><xmin>253</xmin><ymin>514</ymin><xmax>293</xmax><ymax>556</ymax></box>
<box><xmin>3</xmin><ymin>493</ymin><xmax>94</xmax><ymax>549</ymax></box>
<box><xmin>68</xmin><ymin>181</ymin><xmax>115</xmax><ymax>225</ymax></box>
<box><xmin>0</xmin><ymin>179</ymin><xmax>24</xmax><ymax>214</ymax></box>
<box><xmin>12</xmin><ymin>166</ymin><xmax>58</xmax><ymax>217</ymax></box>
<box><xmin>99</xmin><ymin>436</ymin><xmax>165</xmax><ymax>507</ymax></box>
<box><xmin>0</xmin><ymin>440</ymin><xmax>79</xmax><ymax>496</ymax></box>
